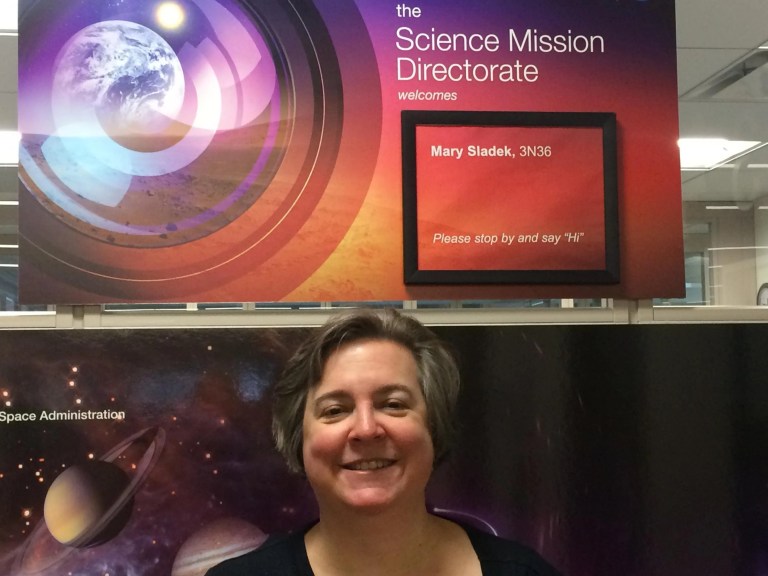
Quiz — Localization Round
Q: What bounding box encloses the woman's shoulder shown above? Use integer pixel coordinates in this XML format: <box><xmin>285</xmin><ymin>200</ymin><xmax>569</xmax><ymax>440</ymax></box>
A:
<box><xmin>461</xmin><ymin>523</ymin><xmax>563</xmax><ymax>576</ymax></box>
<box><xmin>204</xmin><ymin>529</ymin><xmax>310</xmax><ymax>576</ymax></box>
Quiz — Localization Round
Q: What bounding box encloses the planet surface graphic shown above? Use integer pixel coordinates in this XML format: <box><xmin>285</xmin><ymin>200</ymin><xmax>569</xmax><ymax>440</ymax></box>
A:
<box><xmin>52</xmin><ymin>20</ymin><xmax>185</xmax><ymax>133</ymax></box>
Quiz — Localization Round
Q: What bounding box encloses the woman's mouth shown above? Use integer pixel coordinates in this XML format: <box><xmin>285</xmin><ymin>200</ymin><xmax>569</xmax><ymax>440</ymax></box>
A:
<box><xmin>342</xmin><ymin>459</ymin><xmax>395</xmax><ymax>471</ymax></box>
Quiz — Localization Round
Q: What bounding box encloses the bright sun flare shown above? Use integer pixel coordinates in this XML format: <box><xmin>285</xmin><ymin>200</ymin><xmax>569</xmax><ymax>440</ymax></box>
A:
<box><xmin>156</xmin><ymin>2</ymin><xmax>185</xmax><ymax>30</ymax></box>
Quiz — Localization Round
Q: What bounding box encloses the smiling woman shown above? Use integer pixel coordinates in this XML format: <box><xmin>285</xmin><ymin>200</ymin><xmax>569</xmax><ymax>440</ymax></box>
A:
<box><xmin>301</xmin><ymin>339</ymin><xmax>435</xmax><ymax>517</ymax></box>
<box><xmin>206</xmin><ymin>309</ymin><xmax>563</xmax><ymax>576</ymax></box>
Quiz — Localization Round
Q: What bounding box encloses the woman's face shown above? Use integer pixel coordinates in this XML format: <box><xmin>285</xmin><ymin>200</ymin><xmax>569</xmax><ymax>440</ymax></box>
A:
<box><xmin>302</xmin><ymin>339</ymin><xmax>434</xmax><ymax>515</ymax></box>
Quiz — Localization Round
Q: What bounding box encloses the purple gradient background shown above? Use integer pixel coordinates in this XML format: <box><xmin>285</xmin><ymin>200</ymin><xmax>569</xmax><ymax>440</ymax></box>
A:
<box><xmin>357</xmin><ymin>0</ymin><xmax>682</xmax><ymax>299</ymax></box>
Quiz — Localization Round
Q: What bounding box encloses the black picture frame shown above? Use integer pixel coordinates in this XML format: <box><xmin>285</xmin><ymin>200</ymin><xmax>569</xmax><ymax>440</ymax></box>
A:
<box><xmin>401</xmin><ymin>110</ymin><xmax>619</xmax><ymax>285</ymax></box>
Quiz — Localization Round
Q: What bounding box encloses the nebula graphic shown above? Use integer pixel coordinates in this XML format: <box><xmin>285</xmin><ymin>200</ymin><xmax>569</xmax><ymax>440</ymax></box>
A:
<box><xmin>0</xmin><ymin>329</ymin><xmax>309</xmax><ymax>576</ymax></box>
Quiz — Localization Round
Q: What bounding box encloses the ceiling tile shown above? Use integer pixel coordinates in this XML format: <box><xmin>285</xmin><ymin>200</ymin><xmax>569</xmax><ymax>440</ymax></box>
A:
<box><xmin>676</xmin><ymin>0</ymin><xmax>768</xmax><ymax>49</ymax></box>
<box><xmin>0</xmin><ymin>36</ymin><xmax>16</xmax><ymax>92</ymax></box>
<box><xmin>677</xmin><ymin>48</ymin><xmax>751</xmax><ymax>96</ymax></box>
<box><xmin>0</xmin><ymin>93</ymin><xmax>17</xmax><ymax>131</ymax></box>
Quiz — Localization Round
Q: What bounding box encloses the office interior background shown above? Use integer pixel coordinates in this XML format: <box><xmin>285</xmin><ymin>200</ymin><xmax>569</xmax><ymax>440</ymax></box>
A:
<box><xmin>2</xmin><ymin>0</ymin><xmax>768</xmax><ymax>327</ymax></box>
<box><xmin>2</xmin><ymin>5</ymin><xmax>768</xmax><ymax>574</ymax></box>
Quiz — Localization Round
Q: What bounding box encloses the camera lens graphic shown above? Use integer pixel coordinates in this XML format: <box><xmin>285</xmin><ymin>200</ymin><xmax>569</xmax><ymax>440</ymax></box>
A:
<box><xmin>23</xmin><ymin>0</ymin><xmax>303</xmax><ymax>247</ymax></box>
<box><xmin>18</xmin><ymin>0</ymin><xmax>378</xmax><ymax>299</ymax></box>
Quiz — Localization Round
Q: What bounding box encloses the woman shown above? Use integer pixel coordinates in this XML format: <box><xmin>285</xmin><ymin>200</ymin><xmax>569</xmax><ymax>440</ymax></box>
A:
<box><xmin>207</xmin><ymin>308</ymin><xmax>561</xmax><ymax>576</ymax></box>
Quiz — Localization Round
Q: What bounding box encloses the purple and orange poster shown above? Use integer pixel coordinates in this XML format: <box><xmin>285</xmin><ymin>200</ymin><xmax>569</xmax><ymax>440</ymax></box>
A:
<box><xmin>17</xmin><ymin>0</ymin><xmax>682</xmax><ymax>303</ymax></box>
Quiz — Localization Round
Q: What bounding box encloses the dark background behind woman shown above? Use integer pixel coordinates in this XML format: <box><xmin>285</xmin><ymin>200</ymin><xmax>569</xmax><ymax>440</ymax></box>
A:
<box><xmin>0</xmin><ymin>323</ymin><xmax>766</xmax><ymax>575</ymax></box>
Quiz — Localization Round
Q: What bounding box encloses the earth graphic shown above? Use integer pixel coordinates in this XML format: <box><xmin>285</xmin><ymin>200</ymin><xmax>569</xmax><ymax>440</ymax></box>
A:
<box><xmin>52</xmin><ymin>20</ymin><xmax>185</xmax><ymax>133</ymax></box>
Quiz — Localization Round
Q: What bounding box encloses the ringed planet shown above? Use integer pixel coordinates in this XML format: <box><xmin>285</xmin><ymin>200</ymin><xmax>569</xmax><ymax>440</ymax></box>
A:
<box><xmin>12</xmin><ymin>427</ymin><xmax>166</xmax><ymax>575</ymax></box>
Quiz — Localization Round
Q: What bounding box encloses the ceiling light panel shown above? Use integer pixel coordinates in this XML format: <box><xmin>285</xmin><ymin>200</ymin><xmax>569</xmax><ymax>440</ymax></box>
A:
<box><xmin>679</xmin><ymin>138</ymin><xmax>764</xmax><ymax>170</ymax></box>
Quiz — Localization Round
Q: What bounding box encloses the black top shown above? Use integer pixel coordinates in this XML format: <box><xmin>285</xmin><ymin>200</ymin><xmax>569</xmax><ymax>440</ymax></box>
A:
<box><xmin>205</xmin><ymin>522</ymin><xmax>562</xmax><ymax>576</ymax></box>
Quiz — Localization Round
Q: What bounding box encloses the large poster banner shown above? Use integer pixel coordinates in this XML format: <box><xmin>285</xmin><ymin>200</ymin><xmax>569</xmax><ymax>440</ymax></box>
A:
<box><xmin>2</xmin><ymin>325</ymin><xmax>768</xmax><ymax>574</ymax></box>
<box><xmin>17</xmin><ymin>0</ymin><xmax>682</xmax><ymax>303</ymax></box>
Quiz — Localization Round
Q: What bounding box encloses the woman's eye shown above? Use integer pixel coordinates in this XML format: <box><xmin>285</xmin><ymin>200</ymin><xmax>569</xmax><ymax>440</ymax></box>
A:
<box><xmin>384</xmin><ymin>399</ymin><xmax>407</xmax><ymax>411</ymax></box>
<box><xmin>319</xmin><ymin>405</ymin><xmax>345</xmax><ymax>419</ymax></box>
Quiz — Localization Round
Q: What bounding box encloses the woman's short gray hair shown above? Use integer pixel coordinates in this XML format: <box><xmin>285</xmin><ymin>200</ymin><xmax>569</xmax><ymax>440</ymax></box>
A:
<box><xmin>272</xmin><ymin>308</ymin><xmax>461</xmax><ymax>474</ymax></box>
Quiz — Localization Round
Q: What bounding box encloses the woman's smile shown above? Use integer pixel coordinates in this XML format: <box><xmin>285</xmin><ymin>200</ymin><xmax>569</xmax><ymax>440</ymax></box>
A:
<box><xmin>301</xmin><ymin>339</ymin><xmax>435</xmax><ymax>513</ymax></box>
<box><xmin>341</xmin><ymin>459</ymin><xmax>397</xmax><ymax>471</ymax></box>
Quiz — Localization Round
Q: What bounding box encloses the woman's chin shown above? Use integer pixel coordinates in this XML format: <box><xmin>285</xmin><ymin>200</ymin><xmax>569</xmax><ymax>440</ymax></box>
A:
<box><xmin>342</xmin><ymin>492</ymin><xmax>397</xmax><ymax>513</ymax></box>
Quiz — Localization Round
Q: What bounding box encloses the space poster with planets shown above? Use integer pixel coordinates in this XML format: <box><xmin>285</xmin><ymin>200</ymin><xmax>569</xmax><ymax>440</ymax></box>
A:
<box><xmin>17</xmin><ymin>0</ymin><xmax>683</xmax><ymax>304</ymax></box>
<box><xmin>2</xmin><ymin>324</ymin><xmax>768</xmax><ymax>575</ymax></box>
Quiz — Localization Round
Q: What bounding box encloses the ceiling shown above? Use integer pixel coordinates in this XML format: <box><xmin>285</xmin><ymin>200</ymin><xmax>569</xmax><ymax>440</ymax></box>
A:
<box><xmin>676</xmin><ymin>0</ymin><xmax>768</xmax><ymax>204</ymax></box>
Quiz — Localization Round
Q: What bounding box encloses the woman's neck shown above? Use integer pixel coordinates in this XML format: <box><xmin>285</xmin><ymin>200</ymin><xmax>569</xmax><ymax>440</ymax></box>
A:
<box><xmin>305</xmin><ymin>506</ymin><xmax>450</xmax><ymax>576</ymax></box>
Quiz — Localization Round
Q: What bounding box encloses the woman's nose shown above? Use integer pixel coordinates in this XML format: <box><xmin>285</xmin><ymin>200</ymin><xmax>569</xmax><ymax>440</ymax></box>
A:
<box><xmin>350</xmin><ymin>407</ymin><xmax>383</xmax><ymax>440</ymax></box>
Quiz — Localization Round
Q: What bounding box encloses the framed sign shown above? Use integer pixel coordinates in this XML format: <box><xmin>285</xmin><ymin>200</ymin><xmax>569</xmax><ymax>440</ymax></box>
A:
<box><xmin>402</xmin><ymin>110</ymin><xmax>619</xmax><ymax>285</ymax></box>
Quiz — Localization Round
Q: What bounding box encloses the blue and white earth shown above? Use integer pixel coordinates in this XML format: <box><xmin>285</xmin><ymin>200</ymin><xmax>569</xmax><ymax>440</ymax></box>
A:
<box><xmin>52</xmin><ymin>20</ymin><xmax>185</xmax><ymax>133</ymax></box>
